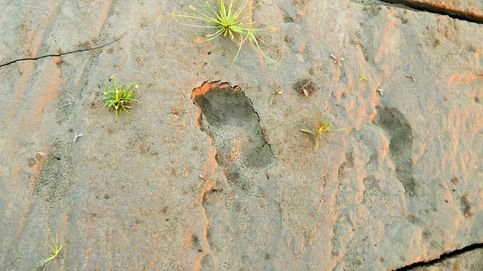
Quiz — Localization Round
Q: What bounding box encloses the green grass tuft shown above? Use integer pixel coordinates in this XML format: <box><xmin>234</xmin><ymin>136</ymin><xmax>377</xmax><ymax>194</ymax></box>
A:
<box><xmin>300</xmin><ymin>115</ymin><xmax>344</xmax><ymax>151</ymax></box>
<box><xmin>103</xmin><ymin>76</ymin><xmax>140</xmax><ymax>116</ymax></box>
<box><xmin>37</xmin><ymin>235</ymin><xmax>62</xmax><ymax>268</ymax></box>
<box><xmin>177</xmin><ymin>0</ymin><xmax>272</xmax><ymax>63</ymax></box>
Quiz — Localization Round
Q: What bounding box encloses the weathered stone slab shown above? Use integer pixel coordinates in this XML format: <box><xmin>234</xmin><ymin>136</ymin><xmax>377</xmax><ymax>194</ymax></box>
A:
<box><xmin>0</xmin><ymin>0</ymin><xmax>481</xmax><ymax>270</ymax></box>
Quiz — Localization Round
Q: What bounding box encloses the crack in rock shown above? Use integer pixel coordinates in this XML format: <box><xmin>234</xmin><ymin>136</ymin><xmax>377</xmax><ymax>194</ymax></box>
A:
<box><xmin>0</xmin><ymin>36</ymin><xmax>123</xmax><ymax>68</ymax></box>
<box><xmin>393</xmin><ymin>243</ymin><xmax>483</xmax><ymax>270</ymax></box>
<box><xmin>192</xmin><ymin>81</ymin><xmax>273</xmax><ymax>191</ymax></box>
<box><xmin>352</xmin><ymin>0</ymin><xmax>483</xmax><ymax>24</ymax></box>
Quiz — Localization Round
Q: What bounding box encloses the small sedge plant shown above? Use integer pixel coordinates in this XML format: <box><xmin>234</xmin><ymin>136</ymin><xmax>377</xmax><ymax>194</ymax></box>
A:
<box><xmin>37</xmin><ymin>235</ymin><xmax>62</xmax><ymax>267</ymax></box>
<box><xmin>103</xmin><ymin>76</ymin><xmax>140</xmax><ymax>116</ymax></box>
<box><xmin>177</xmin><ymin>0</ymin><xmax>272</xmax><ymax>63</ymax></box>
<box><xmin>300</xmin><ymin>115</ymin><xmax>344</xmax><ymax>151</ymax></box>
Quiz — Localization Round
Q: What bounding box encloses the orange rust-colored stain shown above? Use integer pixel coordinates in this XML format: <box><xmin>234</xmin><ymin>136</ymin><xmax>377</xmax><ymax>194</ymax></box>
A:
<box><xmin>28</xmin><ymin>152</ymin><xmax>47</xmax><ymax>186</ymax></box>
<box><xmin>200</xmin><ymin>148</ymin><xmax>219</xmax><ymax>194</ymax></box>
<box><xmin>2</xmin><ymin>59</ymin><xmax>62</xmax><ymax>190</ymax></box>
<box><xmin>182</xmin><ymin>231</ymin><xmax>194</xmax><ymax>248</ymax></box>
<box><xmin>15</xmin><ymin>200</ymin><xmax>34</xmax><ymax>238</ymax></box>
<box><xmin>229</xmin><ymin>136</ymin><xmax>242</xmax><ymax>162</ymax></box>
<box><xmin>22</xmin><ymin>21</ymin><xmax>46</xmax><ymax>58</ymax></box>
<box><xmin>7</xmin><ymin>3</ymin><xmax>60</xmax><ymax>122</ymax></box>
<box><xmin>54</xmin><ymin>57</ymin><xmax>64</xmax><ymax>66</ymax></box>
<box><xmin>93</xmin><ymin>0</ymin><xmax>113</xmax><ymax>34</ymax></box>
<box><xmin>448</xmin><ymin>74</ymin><xmax>483</xmax><ymax>84</ymax></box>
<box><xmin>193</xmin><ymin>210</ymin><xmax>211</xmax><ymax>271</ymax></box>
<box><xmin>12</xmin><ymin>163</ymin><xmax>23</xmax><ymax>188</ymax></box>
<box><xmin>191</xmin><ymin>81</ymin><xmax>218</xmax><ymax>101</ymax></box>
<box><xmin>411</xmin><ymin>1</ymin><xmax>483</xmax><ymax>19</ymax></box>
<box><xmin>374</xmin><ymin>17</ymin><xmax>397</xmax><ymax>66</ymax></box>
<box><xmin>292</xmin><ymin>0</ymin><xmax>310</xmax><ymax>18</ymax></box>
<box><xmin>191</xmin><ymin>80</ymin><xmax>241</xmax><ymax>130</ymax></box>
<box><xmin>191</xmin><ymin>80</ymin><xmax>240</xmax><ymax>102</ymax></box>
<box><xmin>179</xmin><ymin>142</ymin><xmax>220</xmax><ymax>270</ymax></box>
<box><xmin>193</xmin><ymin>149</ymin><xmax>219</xmax><ymax>271</ymax></box>
<box><xmin>6</xmin><ymin>62</ymin><xmax>35</xmax><ymax>123</ymax></box>
<box><xmin>31</xmin><ymin>59</ymin><xmax>62</xmax><ymax>127</ymax></box>
<box><xmin>8</xmin><ymin>8</ymin><xmax>45</xmax><ymax>104</ymax></box>
<box><xmin>195</xmin><ymin>109</ymin><xmax>203</xmax><ymax>129</ymax></box>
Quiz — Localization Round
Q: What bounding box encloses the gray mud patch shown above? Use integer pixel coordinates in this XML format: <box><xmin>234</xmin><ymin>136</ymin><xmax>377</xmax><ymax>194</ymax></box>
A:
<box><xmin>373</xmin><ymin>106</ymin><xmax>417</xmax><ymax>196</ymax></box>
<box><xmin>34</xmin><ymin>140</ymin><xmax>73</xmax><ymax>205</ymax></box>
<box><xmin>192</xmin><ymin>81</ymin><xmax>273</xmax><ymax>189</ymax></box>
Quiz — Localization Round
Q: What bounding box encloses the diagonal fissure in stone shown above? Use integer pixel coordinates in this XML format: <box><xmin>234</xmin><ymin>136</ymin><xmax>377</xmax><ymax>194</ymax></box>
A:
<box><xmin>0</xmin><ymin>36</ymin><xmax>123</xmax><ymax>68</ymax></box>
<box><xmin>378</xmin><ymin>0</ymin><xmax>483</xmax><ymax>24</ymax></box>
<box><xmin>393</xmin><ymin>243</ymin><xmax>483</xmax><ymax>270</ymax></box>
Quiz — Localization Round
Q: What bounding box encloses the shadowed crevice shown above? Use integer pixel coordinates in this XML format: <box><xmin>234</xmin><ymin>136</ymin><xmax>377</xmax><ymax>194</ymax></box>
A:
<box><xmin>352</xmin><ymin>0</ymin><xmax>483</xmax><ymax>24</ymax></box>
<box><xmin>393</xmin><ymin>243</ymin><xmax>483</xmax><ymax>270</ymax></box>
<box><xmin>381</xmin><ymin>0</ymin><xmax>483</xmax><ymax>23</ymax></box>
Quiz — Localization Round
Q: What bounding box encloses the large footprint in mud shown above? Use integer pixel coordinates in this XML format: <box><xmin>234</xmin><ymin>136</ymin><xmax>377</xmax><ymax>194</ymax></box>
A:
<box><xmin>192</xmin><ymin>81</ymin><xmax>273</xmax><ymax>189</ymax></box>
<box><xmin>373</xmin><ymin>106</ymin><xmax>417</xmax><ymax>197</ymax></box>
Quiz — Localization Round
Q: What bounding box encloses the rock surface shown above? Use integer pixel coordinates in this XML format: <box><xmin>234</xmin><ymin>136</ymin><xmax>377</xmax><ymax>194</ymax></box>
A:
<box><xmin>0</xmin><ymin>0</ymin><xmax>482</xmax><ymax>270</ymax></box>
